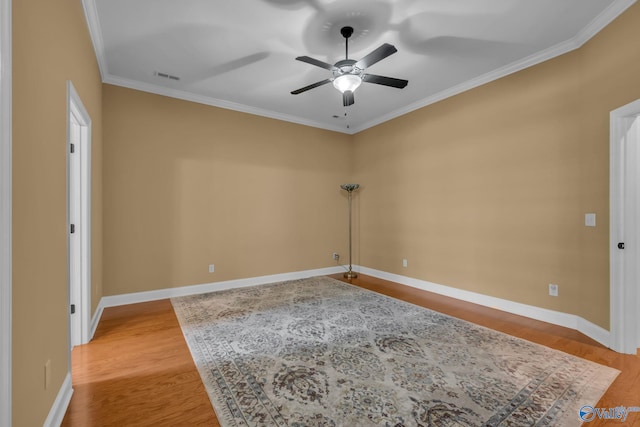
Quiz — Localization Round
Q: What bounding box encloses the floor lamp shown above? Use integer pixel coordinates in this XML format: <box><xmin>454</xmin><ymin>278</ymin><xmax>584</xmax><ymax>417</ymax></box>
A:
<box><xmin>340</xmin><ymin>184</ymin><xmax>359</xmax><ymax>279</ymax></box>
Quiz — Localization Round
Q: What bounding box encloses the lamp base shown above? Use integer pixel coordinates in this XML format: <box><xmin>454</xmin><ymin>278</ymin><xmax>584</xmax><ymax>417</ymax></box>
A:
<box><xmin>343</xmin><ymin>271</ymin><xmax>358</xmax><ymax>279</ymax></box>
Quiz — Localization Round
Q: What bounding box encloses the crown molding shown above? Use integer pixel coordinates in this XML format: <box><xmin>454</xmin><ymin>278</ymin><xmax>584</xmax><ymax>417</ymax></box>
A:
<box><xmin>574</xmin><ymin>0</ymin><xmax>636</xmax><ymax>47</ymax></box>
<box><xmin>81</xmin><ymin>0</ymin><xmax>107</xmax><ymax>81</ymax></box>
<box><xmin>350</xmin><ymin>0</ymin><xmax>637</xmax><ymax>133</ymax></box>
<box><xmin>83</xmin><ymin>0</ymin><xmax>636</xmax><ymax>135</ymax></box>
<box><xmin>103</xmin><ymin>75</ymin><xmax>350</xmax><ymax>134</ymax></box>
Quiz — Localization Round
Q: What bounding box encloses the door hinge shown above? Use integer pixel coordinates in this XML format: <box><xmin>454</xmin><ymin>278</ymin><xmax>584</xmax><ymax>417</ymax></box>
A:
<box><xmin>70</xmin><ymin>304</ymin><xmax>76</xmax><ymax>314</ymax></box>
<box><xmin>70</xmin><ymin>143</ymin><xmax>75</xmax><ymax>154</ymax></box>
<box><xmin>70</xmin><ymin>224</ymin><xmax>75</xmax><ymax>234</ymax></box>
<box><xmin>618</xmin><ymin>242</ymin><xmax>625</xmax><ymax>249</ymax></box>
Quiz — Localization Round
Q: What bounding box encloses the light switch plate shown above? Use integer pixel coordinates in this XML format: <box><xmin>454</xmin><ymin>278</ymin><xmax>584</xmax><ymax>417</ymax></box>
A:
<box><xmin>585</xmin><ymin>213</ymin><xmax>596</xmax><ymax>227</ymax></box>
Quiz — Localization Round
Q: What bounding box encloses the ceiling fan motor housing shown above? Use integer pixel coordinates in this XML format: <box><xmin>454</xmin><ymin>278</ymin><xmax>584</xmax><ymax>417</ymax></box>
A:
<box><xmin>333</xmin><ymin>59</ymin><xmax>361</xmax><ymax>77</ymax></box>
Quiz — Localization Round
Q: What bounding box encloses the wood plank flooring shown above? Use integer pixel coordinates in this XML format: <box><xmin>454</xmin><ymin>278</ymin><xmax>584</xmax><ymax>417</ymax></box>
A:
<box><xmin>61</xmin><ymin>298</ymin><xmax>219</xmax><ymax>426</ymax></box>
<box><xmin>62</xmin><ymin>274</ymin><xmax>640</xmax><ymax>426</ymax></box>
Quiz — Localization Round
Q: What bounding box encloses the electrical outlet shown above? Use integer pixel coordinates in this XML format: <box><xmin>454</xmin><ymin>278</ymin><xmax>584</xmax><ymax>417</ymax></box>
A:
<box><xmin>402</xmin><ymin>258</ymin><xmax>408</xmax><ymax>268</ymax></box>
<box><xmin>208</xmin><ymin>264</ymin><xmax>215</xmax><ymax>273</ymax></box>
<box><xmin>549</xmin><ymin>284</ymin><xmax>558</xmax><ymax>297</ymax></box>
<box><xmin>332</xmin><ymin>252</ymin><xmax>340</xmax><ymax>261</ymax></box>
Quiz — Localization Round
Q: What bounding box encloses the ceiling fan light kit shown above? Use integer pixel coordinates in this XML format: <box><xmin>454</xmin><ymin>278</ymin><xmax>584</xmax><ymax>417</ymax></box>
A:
<box><xmin>333</xmin><ymin>74</ymin><xmax>362</xmax><ymax>93</ymax></box>
<box><xmin>292</xmin><ymin>26</ymin><xmax>408</xmax><ymax>107</ymax></box>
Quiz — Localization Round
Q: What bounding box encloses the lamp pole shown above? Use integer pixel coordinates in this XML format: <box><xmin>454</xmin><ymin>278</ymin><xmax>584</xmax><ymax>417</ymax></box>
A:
<box><xmin>340</xmin><ymin>184</ymin><xmax>359</xmax><ymax>278</ymax></box>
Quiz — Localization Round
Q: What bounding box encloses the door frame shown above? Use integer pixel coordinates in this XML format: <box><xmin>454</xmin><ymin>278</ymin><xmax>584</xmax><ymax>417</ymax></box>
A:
<box><xmin>67</xmin><ymin>81</ymin><xmax>92</xmax><ymax>347</ymax></box>
<box><xmin>610</xmin><ymin>98</ymin><xmax>640</xmax><ymax>354</ymax></box>
<box><xmin>0</xmin><ymin>0</ymin><xmax>12</xmax><ymax>424</ymax></box>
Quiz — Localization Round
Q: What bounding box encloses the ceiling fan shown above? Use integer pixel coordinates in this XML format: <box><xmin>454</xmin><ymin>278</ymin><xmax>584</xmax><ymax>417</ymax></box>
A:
<box><xmin>291</xmin><ymin>26</ymin><xmax>408</xmax><ymax>107</ymax></box>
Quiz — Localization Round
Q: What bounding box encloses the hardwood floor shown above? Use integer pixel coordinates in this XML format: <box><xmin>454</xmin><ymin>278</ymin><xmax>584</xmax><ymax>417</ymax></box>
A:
<box><xmin>62</xmin><ymin>274</ymin><xmax>640</xmax><ymax>426</ymax></box>
<box><xmin>61</xmin><ymin>299</ymin><xmax>219</xmax><ymax>426</ymax></box>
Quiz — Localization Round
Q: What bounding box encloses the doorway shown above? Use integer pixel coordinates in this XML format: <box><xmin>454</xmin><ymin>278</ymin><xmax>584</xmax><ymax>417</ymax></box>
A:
<box><xmin>610</xmin><ymin>99</ymin><xmax>640</xmax><ymax>354</ymax></box>
<box><xmin>67</xmin><ymin>81</ymin><xmax>92</xmax><ymax>348</ymax></box>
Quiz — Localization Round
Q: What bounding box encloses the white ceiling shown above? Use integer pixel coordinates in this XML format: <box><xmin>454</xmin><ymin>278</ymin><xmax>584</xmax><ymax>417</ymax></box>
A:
<box><xmin>84</xmin><ymin>0</ymin><xmax>634</xmax><ymax>134</ymax></box>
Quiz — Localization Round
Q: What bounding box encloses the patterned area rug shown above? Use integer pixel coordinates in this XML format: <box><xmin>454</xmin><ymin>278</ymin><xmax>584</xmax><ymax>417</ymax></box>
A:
<box><xmin>171</xmin><ymin>277</ymin><xmax>618</xmax><ymax>426</ymax></box>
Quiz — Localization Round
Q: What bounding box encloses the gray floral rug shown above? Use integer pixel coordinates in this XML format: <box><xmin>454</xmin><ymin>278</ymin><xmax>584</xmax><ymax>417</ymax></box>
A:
<box><xmin>171</xmin><ymin>276</ymin><xmax>618</xmax><ymax>426</ymax></box>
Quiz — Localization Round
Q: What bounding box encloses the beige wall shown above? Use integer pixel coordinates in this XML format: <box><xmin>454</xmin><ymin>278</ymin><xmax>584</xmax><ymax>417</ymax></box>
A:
<box><xmin>103</xmin><ymin>85</ymin><xmax>352</xmax><ymax>296</ymax></box>
<box><xmin>9</xmin><ymin>1</ymin><xmax>640</xmax><ymax>423</ymax></box>
<box><xmin>12</xmin><ymin>0</ymin><xmax>103</xmax><ymax>425</ymax></box>
<box><xmin>352</xmin><ymin>4</ymin><xmax>640</xmax><ymax>329</ymax></box>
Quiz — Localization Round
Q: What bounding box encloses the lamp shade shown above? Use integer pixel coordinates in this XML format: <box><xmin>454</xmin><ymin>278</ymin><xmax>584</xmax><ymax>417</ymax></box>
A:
<box><xmin>340</xmin><ymin>183</ymin><xmax>360</xmax><ymax>192</ymax></box>
<box><xmin>333</xmin><ymin>74</ymin><xmax>362</xmax><ymax>93</ymax></box>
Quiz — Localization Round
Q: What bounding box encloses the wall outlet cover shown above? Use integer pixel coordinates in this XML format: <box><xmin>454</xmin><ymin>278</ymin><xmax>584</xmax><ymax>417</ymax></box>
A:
<box><xmin>585</xmin><ymin>213</ymin><xmax>596</xmax><ymax>227</ymax></box>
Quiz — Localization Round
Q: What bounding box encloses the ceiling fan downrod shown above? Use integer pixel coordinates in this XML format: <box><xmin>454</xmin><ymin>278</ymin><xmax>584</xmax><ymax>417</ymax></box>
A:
<box><xmin>341</xmin><ymin>26</ymin><xmax>354</xmax><ymax>60</ymax></box>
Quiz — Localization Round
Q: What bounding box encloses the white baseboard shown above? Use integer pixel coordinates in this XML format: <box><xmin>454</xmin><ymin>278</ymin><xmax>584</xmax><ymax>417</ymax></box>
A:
<box><xmin>43</xmin><ymin>372</ymin><xmax>73</xmax><ymax>427</ymax></box>
<box><xmin>99</xmin><ymin>266</ymin><xmax>345</xmax><ymax>309</ymax></box>
<box><xmin>576</xmin><ymin>316</ymin><xmax>611</xmax><ymax>348</ymax></box>
<box><xmin>90</xmin><ymin>301</ymin><xmax>104</xmax><ymax>341</ymax></box>
<box><xmin>356</xmin><ymin>266</ymin><xmax>611</xmax><ymax>348</ymax></box>
<box><xmin>92</xmin><ymin>264</ymin><xmax>610</xmax><ymax>349</ymax></box>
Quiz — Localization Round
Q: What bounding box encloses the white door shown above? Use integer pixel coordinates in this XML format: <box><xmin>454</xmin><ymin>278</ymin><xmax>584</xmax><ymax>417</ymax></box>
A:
<box><xmin>610</xmin><ymin>100</ymin><xmax>640</xmax><ymax>354</ymax></box>
<box><xmin>67</xmin><ymin>82</ymin><xmax>92</xmax><ymax>348</ymax></box>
